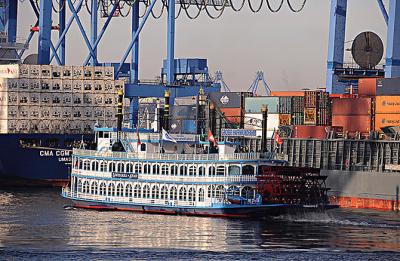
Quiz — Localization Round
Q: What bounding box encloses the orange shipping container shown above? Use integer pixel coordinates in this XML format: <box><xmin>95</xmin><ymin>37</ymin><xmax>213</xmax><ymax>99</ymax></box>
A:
<box><xmin>220</xmin><ymin>108</ymin><xmax>242</xmax><ymax>125</ymax></box>
<box><xmin>270</xmin><ymin>91</ymin><xmax>304</xmax><ymax>97</ymax></box>
<box><xmin>375</xmin><ymin>114</ymin><xmax>400</xmax><ymax>131</ymax></box>
<box><xmin>358</xmin><ymin>78</ymin><xmax>378</xmax><ymax>97</ymax></box>
<box><xmin>332</xmin><ymin>115</ymin><xmax>372</xmax><ymax>133</ymax></box>
<box><xmin>279</xmin><ymin>114</ymin><xmax>291</xmax><ymax>126</ymax></box>
<box><xmin>375</xmin><ymin>96</ymin><xmax>400</xmax><ymax>114</ymax></box>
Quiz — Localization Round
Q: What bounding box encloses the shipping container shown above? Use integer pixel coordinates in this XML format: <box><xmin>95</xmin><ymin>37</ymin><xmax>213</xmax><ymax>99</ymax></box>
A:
<box><xmin>73</xmin><ymin>66</ymin><xmax>84</xmax><ymax>79</ymax></box>
<box><xmin>73</xmin><ymin>80</ymin><xmax>83</xmax><ymax>92</ymax></box>
<box><xmin>83</xmin><ymin>67</ymin><xmax>94</xmax><ymax>79</ymax></box>
<box><xmin>30</xmin><ymin>120</ymin><xmax>40</xmax><ymax>132</ymax></box>
<box><xmin>19</xmin><ymin>92</ymin><xmax>29</xmax><ymax>105</ymax></box>
<box><xmin>18</xmin><ymin>78</ymin><xmax>29</xmax><ymax>90</ymax></box>
<box><xmin>291</xmin><ymin>125</ymin><xmax>329</xmax><ymax>139</ymax></box>
<box><xmin>115</xmin><ymin>80</ymin><xmax>124</xmax><ymax>91</ymax></box>
<box><xmin>72</xmin><ymin>93</ymin><xmax>83</xmax><ymax>105</ymax></box>
<box><xmin>0</xmin><ymin>105</ymin><xmax>7</xmax><ymax>119</ymax></box>
<box><xmin>209</xmin><ymin>92</ymin><xmax>251</xmax><ymax>109</ymax></box>
<box><xmin>244</xmin><ymin>113</ymin><xmax>279</xmax><ymax>132</ymax></box>
<box><xmin>104</xmin><ymin>67</ymin><xmax>114</xmax><ymax>80</ymax></box>
<box><xmin>105</xmin><ymin>107</ymin><xmax>115</xmax><ymax>118</ymax></box>
<box><xmin>182</xmin><ymin>120</ymin><xmax>197</xmax><ymax>134</ymax></box>
<box><xmin>40</xmin><ymin>93</ymin><xmax>51</xmax><ymax>105</ymax></box>
<box><xmin>94</xmin><ymin>80</ymin><xmax>103</xmax><ymax>92</ymax></box>
<box><xmin>83</xmin><ymin>93</ymin><xmax>93</xmax><ymax>105</ymax></box>
<box><xmin>40</xmin><ymin>65</ymin><xmax>52</xmax><ymax>79</ymax></box>
<box><xmin>62</xmin><ymin>107</ymin><xmax>72</xmax><ymax>119</ymax></box>
<box><xmin>19</xmin><ymin>106</ymin><xmax>29</xmax><ymax>119</ymax></box>
<box><xmin>375</xmin><ymin>114</ymin><xmax>400</xmax><ymax>131</ymax></box>
<box><xmin>317</xmin><ymin>108</ymin><xmax>330</xmax><ymax>126</ymax></box>
<box><xmin>17</xmin><ymin>120</ymin><xmax>29</xmax><ymax>133</ymax></box>
<box><xmin>8</xmin><ymin>92</ymin><xmax>18</xmax><ymax>105</ymax></box>
<box><xmin>93</xmin><ymin>67</ymin><xmax>104</xmax><ymax>80</ymax></box>
<box><xmin>39</xmin><ymin>120</ymin><xmax>51</xmax><ymax>132</ymax></box>
<box><xmin>279</xmin><ymin>114</ymin><xmax>291</xmax><ymax>126</ymax></box>
<box><xmin>29</xmin><ymin>92</ymin><xmax>40</xmax><ymax>105</ymax></box>
<box><xmin>51</xmin><ymin>120</ymin><xmax>62</xmax><ymax>132</ymax></box>
<box><xmin>174</xmin><ymin>96</ymin><xmax>197</xmax><ymax>106</ymax></box>
<box><xmin>84</xmin><ymin>107</ymin><xmax>93</xmax><ymax>119</ymax></box>
<box><xmin>40</xmin><ymin>107</ymin><xmax>50</xmax><ymax>118</ymax></box>
<box><xmin>73</xmin><ymin>107</ymin><xmax>83</xmax><ymax>118</ymax></box>
<box><xmin>94</xmin><ymin>94</ymin><xmax>104</xmax><ymax>105</ymax></box>
<box><xmin>375</xmin><ymin>96</ymin><xmax>400</xmax><ymax>114</ymax></box>
<box><xmin>331</xmin><ymin>97</ymin><xmax>372</xmax><ymax>115</ymax></box>
<box><xmin>52</xmin><ymin>79</ymin><xmax>62</xmax><ymax>91</ymax></box>
<box><xmin>292</xmin><ymin>96</ymin><xmax>304</xmax><ymax>113</ymax></box>
<box><xmin>50</xmin><ymin>107</ymin><xmax>62</xmax><ymax>119</ymax></box>
<box><xmin>51</xmin><ymin>65</ymin><xmax>62</xmax><ymax>78</ymax></box>
<box><xmin>376</xmin><ymin>78</ymin><xmax>400</xmax><ymax>96</ymax></box>
<box><xmin>318</xmin><ymin>92</ymin><xmax>330</xmax><ymax>109</ymax></box>
<box><xmin>278</xmin><ymin>97</ymin><xmax>292</xmax><ymax>114</ymax></box>
<box><xmin>62</xmin><ymin>66</ymin><xmax>73</xmax><ymax>80</ymax></box>
<box><xmin>358</xmin><ymin>78</ymin><xmax>378</xmax><ymax>97</ymax></box>
<box><xmin>7</xmin><ymin>106</ymin><xmax>18</xmax><ymax>119</ymax></box>
<box><xmin>29</xmin><ymin>106</ymin><xmax>40</xmax><ymax>118</ymax></box>
<box><xmin>104</xmin><ymin>94</ymin><xmax>114</xmax><ymax>105</ymax></box>
<box><xmin>104</xmin><ymin>81</ymin><xmax>114</xmax><ymax>92</ymax></box>
<box><xmin>83</xmin><ymin>80</ymin><xmax>93</xmax><ymax>92</ymax></box>
<box><xmin>0</xmin><ymin>119</ymin><xmax>7</xmax><ymax>133</ymax></box>
<box><xmin>0</xmin><ymin>92</ymin><xmax>8</xmax><ymax>106</ymax></box>
<box><xmin>41</xmin><ymin>79</ymin><xmax>51</xmax><ymax>91</ymax></box>
<box><xmin>29</xmin><ymin>79</ymin><xmax>40</xmax><ymax>91</ymax></box>
<box><xmin>304</xmin><ymin>108</ymin><xmax>317</xmax><ymax>125</ymax></box>
<box><xmin>0</xmin><ymin>64</ymin><xmax>20</xmax><ymax>78</ymax></box>
<box><xmin>332</xmin><ymin>115</ymin><xmax>372</xmax><ymax>133</ymax></box>
<box><xmin>291</xmin><ymin>112</ymin><xmax>304</xmax><ymax>125</ymax></box>
<box><xmin>220</xmin><ymin>107</ymin><xmax>242</xmax><ymax>125</ymax></box>
<box><xmin>329</xmin><ymin>93</ymin><xmax>357</xmax><ymax>99</ymax></box>
<box><xmin>30</xmin><ymin>65</ymin><xmax>40</xmax><ymax>79</ymax></box>
<box><xmin>94</xmin><ymin>107</ymin><xmax>104</xmax><ymax>118</ymax></box>
<box><xmin>270</xmin><ymin>91</ymin><xmax>304</xmax><ymax>97</ymax></box>
<box><xmin>62</xmin><ymin>79</ymin><xmax>73</xmax><ymax>92</ymax></box>
<box><xmin>51</xmin><ymin>93</ymin><xmax>62</xmax><ymax>105</ymax></box>
<box><xmin>7</xmin><ymin>120</ymin><xmax>17</xmax><ymax>133</ymax></box>
<box><xmin>245</xmin><ymin>97</ymin><xmax>279</xmax><ymax>113</ymax></box>
<box><xmin>172</xmin><ymin>105</ymin><xmax>197</xmax><ymax>119</ymax></box>
<box><xmin>304</xmin><ymin>91</ymin><xmax>319</xmax><ymax>108</ymax></box>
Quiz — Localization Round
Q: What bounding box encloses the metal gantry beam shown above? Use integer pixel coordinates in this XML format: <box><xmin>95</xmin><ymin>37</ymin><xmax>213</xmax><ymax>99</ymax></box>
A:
<box><xmin>376</xmin><ymin>0</ymin><xmax>389</xmax><ymax>25</ymax></box>
<box><xmin>385</xmin><ymin>0</ymin><xmax>400</xmax><ymax>78</ymax></box>
<box><xmin>166</xmin><ymin>0</ymin><xmax>176</xmax><ymax>85</ymax></box>
<box><xmin>90</xmin><ymin>0</ymin><xmax>98</xmax><ymax>66</ymax></box>
<box><xmin>59</xmin><ymin>0</ymin><xmax>66</xmax><ymax>64</ymax></box>
<box><xmin>37</xmin><ymin>0</ymin><xmax>53</xmax><ymax>64</ymax></box>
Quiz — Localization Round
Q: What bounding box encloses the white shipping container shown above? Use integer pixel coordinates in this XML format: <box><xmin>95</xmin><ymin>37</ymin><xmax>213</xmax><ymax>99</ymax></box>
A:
<box><xmin>115</xmin><ymin>80</ymin><xmax>124</xmax><ymax>91</ymax></box>
<box><xmin>41</xmin><ymin>93</ymin><xmax>51</xmax><ymax>105</ymax></box>
<box><xmin>41</xmin><ymin>79</ymin><xmax>51</xmax><ymax>91</ymax></box>
<box><xmin>62</xmin><ymin>79</ymin><xmax>73</xmax><ymax>91</ymax></box>
<box><xmin>104</xmin><ymin>66</ymin><xmax>114</xmax><ymax>80</ymax></box>
<box><xmin>83</xmin><ymin>80</ymin><xmax>93</xmax><ymax>92</ymax></box>
<box><xmin>30</xmin><ymin>65</ymin><xmax>41</xmax><ymax>78</ymax></box>
<box><xmin>73</xmin><ymin>80</ymin><xmax>83</xmax><ymax>92</ymax></box>
<box><xmin>29</xmin><ymin>79</ymin><xmax>40</xmax><ymax>91</ymax></box>
<box><xmin>30</xmin><ymin>120</ymin><xmax>40</xmax><ymax>132</ymax></box>
<box><xmin>0</xmin><ymin>79</ymin><xmax>8</xmax><ymax>91</ymax></box>
<box><xmin>51</xmin><ymin>65</ymin><xmax>62</xmax><ymax>78</ymax></box>
<box><xmin>62</xmin><ymin>66</ymin><xmax>73</xmax><ymax>79</ymax></box>
<box><xmin>62</xmin><ymin>107</ymin><xmax>72</xmax><ymax>118</ymax></box>
<box><xmin>71</xmin><ymin>120</ymin><xmax>83</xmax><ymax>132</ymax></box>
<box><xmin>0</xmin><ymin>105</ymin><xmax>7</xmax><ymax>119</ymax></box>
<box><xmin>39</xmin><ymin>120</ymin><xmax>51</xmax><ymax>132</ymax></box>
<box><xmin>51</xmin><ymin>93</ymin><xmax>62</xmax><ymax>105</ymax></box>
<box><xmin>0</xmin><ymin>119</ymin><xmax>7</xmax><ymax>133</ymax></box>
<box><xmin>73</xmin><ymin>66</ymin><xmax>84</xmax><ymax>79</ymax></box>
<box><xmin>29</xmin><ymin>106</ymin><xmax>40</xmax><ymax>118</ymax></box>
<box><xmin>83</xmin><ymin>66</ymin><xmax>94</xmax><ymax>79</ymax></box>
<box><xmin>94</xmin><ymin>107</ymin><xmax>104</xmax><ymax>118</ymax></box>
<box><xmin>8</xmin><ymin>119</ymin><xmax>17</xmax><ymax>133</ymax></box>
<box><xmin>83</xmin><ymin>107</ymin><xmax>93</xmax><ymax>119</ymax></box>
<box><xmin>52</xmin><ymin>79</ymin><xmax>62</xmax><ymax>91</ymax></box>
<box><xmin>19</xmin><ymin>105</ymin><xmax>30</xmax><ymax>119</ymax></box>
<box><xmin>19</xmin><ymin>92</ymin><xmax>29</xmax><ymax>105</ymax></box>
<box><xmin>29</xmin><ymin>92</ymin><xmax>40</xmax><ymax>105</ymax></box>
<box><xmin>104</xmin><ymin>81</ymin><xmax>114</xmax><ymax>92</ymax></box>
<box><xmin>51</xmin><ymin>107</ymin><xmax>62</xmax><ymax>119</ymax></box>
<box><xmin>244</xmin><ymin>113</ymin><xmax>280</xmax><ymax>132</ymax></box>
<box><xmin>51</xmin><ymin>120</ymin><xmax>62</xmax><ymax>132</ymax></box>
<box><xmin>0</xmin><ymin>64</ymin><xmax>20</xmax><ymax>78</ymax></box>
<box><xmin>7</xmin><ymin>106</ymin><xmax>18</xmax><ymax>119</ymax></box>
<box><xmin>104</xmin><ymin>94</ymin><xmax>114</xmax><ymax>105</ymax></box>
<box><xmin>18</xmin><ymin>78</ymin><xmax>29</xmax><ymax>90</ymax></box>
<box><xmin>94</xmin><ymin>80</ymin><xmax>103</xmax><ymax>91</ymax></box>
<box><xmin>0</xmin><ymin>91</ymin><xmax>8</xmax><ymax>106</ymax></box>
<box><xmin>17</xmin><ymin>120</ymin><xmax>30</xmax><ymax>133</ymax></box>
<box><xmin>40</xmin><ymin>65</ymin><xmax>52</xmax><ymax>79</ymax></box>
<box><xmin>72</xmin><ymin>93</ymin><xmax>83</xmax><ymax>105</ymax></box>
<box><xmin>93</xmin><ymin>67</ymin><xmax>104</xmax><ymax>80</ymax></box>
<box><xmin>83</xmin><ymin>93</ymin><xmax>93</xmax><ymax>105</ymax></box>
<box><xmin>105</xmin><ymin>107</ymin><xmax>115</xmax><ymax>118</ymax></box>
<box><xmin>73</xmin><ymin>107</ymin><xmax>83</xmax><ymax>118</ymax></box>
<box><xmin>40</xmin><ymin>106</ymin><xmax>51</xmax><ymax>118</ymax></box>
<box><xmin>62</xmin><ymin>93</ymin><xmax>72</xmax><ymax>105</ymax></box>
<box><xmin>94</xmin><ymin>94</ymin><xmax>104</xmax><ymax>105</ymax></box>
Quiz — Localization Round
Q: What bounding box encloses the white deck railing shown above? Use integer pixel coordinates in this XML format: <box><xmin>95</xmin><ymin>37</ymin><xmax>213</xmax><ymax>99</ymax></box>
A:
<box><xmin>73</xmin><ymin>148</ymin><xmax>260</xmax><ymax>161</ymax></box>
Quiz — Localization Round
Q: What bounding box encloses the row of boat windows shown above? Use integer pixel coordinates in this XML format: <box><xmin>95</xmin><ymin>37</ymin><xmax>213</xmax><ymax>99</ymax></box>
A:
<box><xmin>75</xmin><ymin>179</ymin><xmax>255</xmax><ymax>201</ymax></box>
<box><xmin>74</xmin><ymin>159</ymin><xmax>256</xmax><ymax>176</ymax></box>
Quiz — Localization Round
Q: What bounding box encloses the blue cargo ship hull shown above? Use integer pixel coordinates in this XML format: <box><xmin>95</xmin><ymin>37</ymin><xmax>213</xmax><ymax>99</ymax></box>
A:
<box><xmin>0</xmin><ymin>133</ymin><xmax>93</xmax><ymax>187</ymax></box>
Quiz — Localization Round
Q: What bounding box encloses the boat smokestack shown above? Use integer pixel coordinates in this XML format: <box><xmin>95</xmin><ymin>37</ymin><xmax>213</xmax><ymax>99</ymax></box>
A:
<box><xmin>164</xmin><ymin>89</ymin><xmax>170</xmax><ymax>131</ymax></box>
<box><xmin>209</xmin><ymin>102</ymin><xmax>216</xmax><ymax>136</ymax></box>
<box><xmin>197</xmin><ymin>87</ymin><xmax>206</xmax><ymax>135</ymax></box>
<box><xmin>261</xmin><ymin>105</ymin><xmax>268</xmax><ymax>153</ymax></box>
<box><xmin>116</xmin><ymin>89</ymin><xmax>124</xmax><ymax>132</ymax></box>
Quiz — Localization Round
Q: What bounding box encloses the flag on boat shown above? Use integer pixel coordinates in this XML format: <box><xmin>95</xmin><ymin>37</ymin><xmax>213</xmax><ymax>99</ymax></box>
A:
<box><xmin>274</xmin><ymin>130</ymin><xmax>283</xmax><ymax>145</ymax></box>
<box><xmin>136</xmin><ymin>127</ymin><xmax>141</xmax><ymax>146</ymax></box>
<box><xmin>208</xmin><ymin>130</ymin><xmax>218</xmax><ymax>146</ymax></box>
<box><xmin>162</xmin><ymin>128</ymin><xmax>177</xmax><ymax>143</ymax></box>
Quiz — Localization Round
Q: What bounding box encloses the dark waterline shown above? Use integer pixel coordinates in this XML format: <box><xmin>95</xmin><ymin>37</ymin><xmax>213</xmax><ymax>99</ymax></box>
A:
<box><xmin>0</xmin><ymin>189</ymin><xmax>399</xmax><ymax>260</ymax></box>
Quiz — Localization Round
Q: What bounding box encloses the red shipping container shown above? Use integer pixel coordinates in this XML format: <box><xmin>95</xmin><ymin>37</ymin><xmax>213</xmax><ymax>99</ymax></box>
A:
<box><xmin>292</xmin><ymin>125</ymin><xmax>329</xmax><ymax>139</ymax></box>
<box><xmin>331</xmin><ymin>97</ymin><xmax>372</xmax><ymax>115</ymax></box>
<box><xmin>220</xmin><ymin>108</ymin><xmax>242</xmax><ymax>125</ymax></box>
<box><xmin>332</xmin><ymin>115</ymin><xmax>372</xmax><ymax>133</ymax></box>
<box><xmin>358</xmin><ymin>78</ymin><xmax>379</xmax><ymax>97</ymax></box>
<box><xmin>270</xmin><ymin>91</ymin><xmax>304</xmax><ymax>97</ymax></box>
<box><xmin>329</xmin><ymin>93</ymin><xmax>357</xmax><ymax>99</ymax></box>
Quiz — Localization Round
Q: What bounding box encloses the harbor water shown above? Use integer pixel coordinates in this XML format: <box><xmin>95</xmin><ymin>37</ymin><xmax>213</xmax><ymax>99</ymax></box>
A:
<box><xmin>0</xmin><ymin>189</ymin><xmax>399</xmax><ymax>260</ymax></box>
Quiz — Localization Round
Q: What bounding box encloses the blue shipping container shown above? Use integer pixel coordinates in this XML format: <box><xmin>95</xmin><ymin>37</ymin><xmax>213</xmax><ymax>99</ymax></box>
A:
<box><xmin>245</xmin><ymin>97</ymin><xmax>279</xmax><ymax>113</ymax></box>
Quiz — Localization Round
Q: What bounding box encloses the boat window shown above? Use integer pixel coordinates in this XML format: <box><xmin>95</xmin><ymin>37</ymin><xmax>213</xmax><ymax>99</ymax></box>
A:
<box><xmin>228</xmin><ymin>166</ymin><xmax>240</xmax><ymax>176</ymax></box>
<box><xmin>160</xmin><ymin>186</ymin><xmax>168</xmax><ymax>199</ymax></box>
<box><xmin>77</xmin><ymin>179</ymin><xmax>83</xmax><ymax>193</ymax></box>
<box><xmin>208</xmin><ymin>166</ymin><xmax>215</xmax><ymax>176</ymax></box>
<box><xmin>179</xmin><ymin>166</ymin><xmax>187</xmax><ymax>176</ymax></box>
<box><xmin>170</xmin><ymin>165</ymin><xmax>178</xmax><ymax>176</ymax></box>
<box><xmin>91</xmin><ymin>161</ymin><xmax>99</xmax><ymax>171</ymax></box>
<box><xmin>104</xmin><ymin>132</ymin><xmax>109</xmax><ymax>138</ymax></box>
<box><xmin>99</xmin><ymin>182</ymin><xmax>106</xmax><ymax>196</ymax></box>
<box><xmin>83</xmin><ymin>160</ymin><xmax>90</xmax><ymax>170</ymax></box>
<box><xmin>242</xmin><ymin>165</ymin><xmax>255</xmax><ymax>175</ymax></box>
<box><xmin>198</xmin><ymin>188</ymin><xmax>205</xmax><ymax>202</ymax></box>
<box><xmin>135</xmin><ymin>163</ymin><xmax>142</xmax><ymax>174</ymax></box>
<box><xmin>98</xmin><ymin>131</ymin><xmax>103</xmax><ymax>138</ymax></box>
<box><xmin>241</xmin><ymin>186</ymin><xmax>254</xmax><ymax>199</ymax></box>
<box><xmin>143</xmin><ymin>164</ymin><xmax>150</xmax><ymax>174</ymax></box>
<box><xmin>151</xmin><ymin>185</ymin><xmax>160</xmax><ymax>199</ymax></box>
<box><xmin>198</xmin><ymin>166</ymin><xmax>205</xmax><ymax>176</ymax></box>
<box><xmin>100</xmin><ymin>161</ymin><xmax>107</xmax><ymax>172</ymax></box>
<box><xmin>134</xmin><ymin>184</ymin><xmax>141</xmax><ymax>198</ymax></box>
<box><xmin>188</xmin><ymin>187</ymin><xmax>196</xmax><ymax>202</ymax></box>
<box><xmin>117</xmin><ymin>162</ymin><xmax>124</xmax><ymax>172</ymax></box>
<box><xmin>169</xmin><ymin>187</ymin><xmax>177</xmax><ymax>200</ymax></box>
<box><xmin>179</xmin><ymin>187</ymin><xmax>187</xmax><ymax>201</ymax></box>
<box><xmin>126</xmin><ymin>184</ymin><xmax>133</xmax><ymax>198</ymax></box>
<box><xmin>215</xmin><ymin>185</ymin><xmax>225</xmax><ymax>199</ymax></box>
<box><xmin>140</xmin><ymin>143</ymin><xmax>146</xmax><ymax>151</ymax></box>
<box><xmin>126</xmin><ymin>163</ymin><xmax>134</xmax><ymax>173</ymax></box>
<box><xmin>152</xmin><ymin>164</ymin><xmax>160</xmax><ymax>175</ymax></box>
<box><xmin>143</xmin><ymin>185</ymin><xmax>150</xmax><ymax>198</ymax></box>
<box><xmin>83</xmin><ymin>180</ymin><xmax>90</xmax><ymax>193</ymax></box>
<box><xmin>116</xmin><ymin>183</ymin><xmax>123</xmax><ymax>197</ymax></box>
<box><xmin>216</xmin><ymin>166</ymin><xmax>225</xmax><ymax>176</ymax></box>
<box><xmin>78</xmin><ymin>159</ymin><xmax>83</xmax><ymax>170</ymax></box>
<box><xmin>161</xmin><ymin>164</ymin><xmax>169</xmax><ymax>175</ymax></box>
<box><xmin>227</xmin><ymin>186</ymin><xmax>240</xmax><ymax>196</ymax></box>
<box><xmin>109</xmin><ymin>162</ymin><xmax>116</xmax><ymax>172</ymax></box>
<box><xmin>91</xmin><ymin>181</ymin><xmax>98</xmax><ymax>194</ymax></box>
<box><xmin>188</xmin><ymin>166</ymin><xmax>196</xmax><ymax>176</ymax></box>
<box><xmin>207</xmin><ymin>185</ymin><xmax>215</xmax><ymax>198</ymax></box>
<box><xmin>108</xmin><ymin>183</ymin><xmax>115</xmax><ymax>196</ymax></box>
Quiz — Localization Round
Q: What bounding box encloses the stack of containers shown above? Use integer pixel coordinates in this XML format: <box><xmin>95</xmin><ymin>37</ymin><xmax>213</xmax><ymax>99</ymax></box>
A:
<box><xmin>244</xmin><ymin>96</ymin><xmax>279</xmax><ymax>137</ymax></box>
<box><xmin>317</xmin><ymin>91</ymin><xmax>330</xmax><ymax>126</ymax></box>
<box><xmin>331</xmin><ymin>97</ymin><xmax>373</xmax><ymax>133</ymax></box>
<box><xmin>291</xmin><ymin>96</ymin><xmax>304</xmax><ymax>125</ymax></box>
<box><xmin>374</xmin><ymin>96</ymin><xmax>400</xmax><ymax>131</ymax></box>
<box><xmin>304</xmin><ymin>91</ymin><xmax>319</xmax><ymax>125</ymax></box>
<box><xmin>278</xmin><ymin>96</ymin><xmax>292</xmax><ymax>126</ymax></box>
<box><xmin>0</xmin><ymin>64</ymin><xmax>120</xmax><ymax>134</ymax></box>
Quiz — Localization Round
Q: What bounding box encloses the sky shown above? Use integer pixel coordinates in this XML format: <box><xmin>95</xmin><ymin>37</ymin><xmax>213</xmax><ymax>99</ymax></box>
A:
<box><xmin>17</xmin><ymin>0</ymin><xmax>388</xmax><ymax>92</ymax></box>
